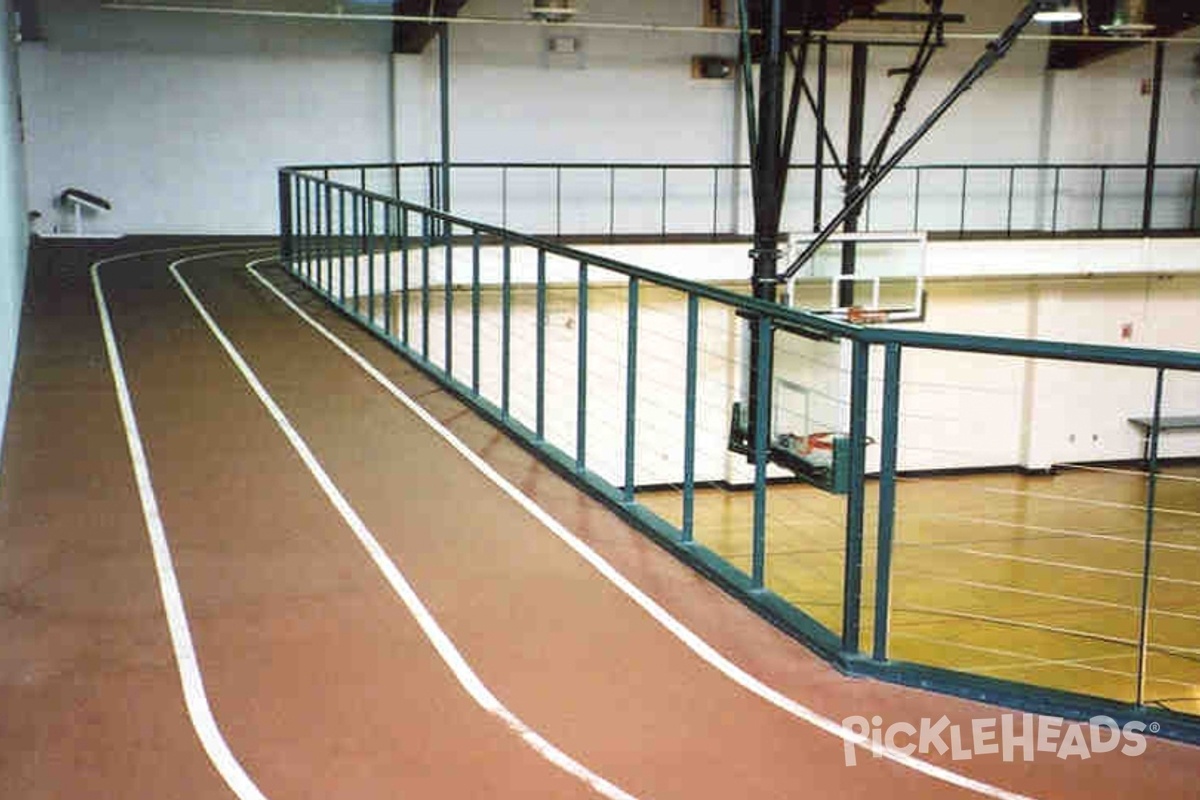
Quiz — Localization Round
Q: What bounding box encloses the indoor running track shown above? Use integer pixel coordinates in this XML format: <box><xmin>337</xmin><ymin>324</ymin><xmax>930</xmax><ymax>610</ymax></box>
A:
<box><xmin>2</xmin><ymin>238</ymin><xmax>1198</xmax><ymax>799</ymax></box>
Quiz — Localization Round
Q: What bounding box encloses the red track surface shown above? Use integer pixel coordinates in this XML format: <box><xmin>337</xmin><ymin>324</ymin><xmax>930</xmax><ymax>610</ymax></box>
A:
<box><xmin>2</xmin><ymin>239</ymin><xmax>1198</xmax><ymax>799</ymax></box>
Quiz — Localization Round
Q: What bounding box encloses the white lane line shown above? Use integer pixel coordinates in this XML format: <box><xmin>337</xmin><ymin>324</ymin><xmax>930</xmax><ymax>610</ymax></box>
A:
<box><xmin>1059</xmin><ymin>462</ymin><xmax>1200</xmax><ymax>484</ymax></box>
<box><xmin>92</xmin><ymin>248</ymin><xmax>274</xmax><ymax>800</ymax></box>
<box><xmin>247</xmin><ymin>261</ymin><xmax>1040</xmax><ymax>800</ymax></box>
<box><xmin>981</xmin><ymin>486</ymin><xmax>1200</xmax><ymax>520</ymax></box>
<box><xmin>171</xmin><ymin>258</ymin><xmax>639</xmax><ymax>800</ymax></box>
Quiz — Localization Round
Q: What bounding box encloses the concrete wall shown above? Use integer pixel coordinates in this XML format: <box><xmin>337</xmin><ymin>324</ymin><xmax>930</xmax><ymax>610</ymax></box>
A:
<box><xmin>1</xmin><ymin>5</ymin><xmax>30</xmax><ymax>463</ymax></box>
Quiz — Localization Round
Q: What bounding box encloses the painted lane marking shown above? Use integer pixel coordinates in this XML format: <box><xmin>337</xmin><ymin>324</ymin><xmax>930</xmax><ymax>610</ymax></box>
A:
<box><xmin>171</xmin><ymin>258</ymin><xmax>638</xmax><ymax>800</ymax></box>
<box><xmin>247</xmin><ymin>260</ymin><xmax>1040</xmax><ymax>800</ymax></box>
<box><xmin>92</xmin><ymin>247</ymin><xmax>275</xmax><ymax>800</ymax></box>
<box><xmin>981</xmin><ymin>486</ymin><xmax>1200</xmax><ymax>520</ymax></box>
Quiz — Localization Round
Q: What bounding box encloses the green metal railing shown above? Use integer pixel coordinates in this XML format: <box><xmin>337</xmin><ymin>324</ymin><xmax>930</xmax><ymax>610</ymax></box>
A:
<box><xmin>279</xmin><ymin>165</ymin><xmax>1200</xmax><ymax>742</ymax></box>
<box><xmin>293</xmin><ymin>160</ymin><xmax>1200</xmax><ymax>241</ymax></box>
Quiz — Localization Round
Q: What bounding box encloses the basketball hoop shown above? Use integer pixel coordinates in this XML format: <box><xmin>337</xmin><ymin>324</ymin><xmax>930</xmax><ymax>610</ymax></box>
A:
<box><xmin>846</xmin><ymin>306</ymin><xmax>890</xmax><ymax>325</ymax></box>
<box><xmin>796</xmin><ymin>431</ymin><xmax>837</xmax><ymax>455</ymax></box>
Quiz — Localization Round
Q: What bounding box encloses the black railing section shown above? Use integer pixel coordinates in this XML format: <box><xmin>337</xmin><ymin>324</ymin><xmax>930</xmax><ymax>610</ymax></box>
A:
<box><xmin>291</xmin><ymin>160</ymin><xmax>1200</xmax><ymax>242</ymax></box>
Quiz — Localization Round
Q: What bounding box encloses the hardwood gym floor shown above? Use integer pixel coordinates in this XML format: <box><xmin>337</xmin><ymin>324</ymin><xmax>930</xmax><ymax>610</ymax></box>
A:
<box><xmin>640</xmin><ymin>465</ymin><xmax>1200</xmax><ymax>715</ymax></box>
<box><xmin>1</xmin><ymin>238</ymin><xmax>1198</xmax><ymax>798</ymax></box>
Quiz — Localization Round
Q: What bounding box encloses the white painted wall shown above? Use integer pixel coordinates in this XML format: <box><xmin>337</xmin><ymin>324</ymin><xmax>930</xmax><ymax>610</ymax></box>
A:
<box><xmin>1</xmin><ymin>9</ymin><xmax>30</xmax><ymax>462</ymax></box>
<box><xmin>20</xmin><ymin>2</ymin><xmax>392</xmax><ymax>234</ymax></box>
<box><xmin>448</xmin><ymin>0</ymin><xmax>737</xmax><ymax>162</ymax></box>
<box><xmin>15</xmin><ymin>1</ymin><xmax>1200</xmax><ymax>235</ymax></box>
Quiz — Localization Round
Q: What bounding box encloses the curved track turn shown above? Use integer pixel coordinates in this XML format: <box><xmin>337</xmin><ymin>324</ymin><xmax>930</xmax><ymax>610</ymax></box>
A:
<box><xmin>3</xmin><ymin>238</ymin><xmax>1199</xmax><ymax>799</ymax></box>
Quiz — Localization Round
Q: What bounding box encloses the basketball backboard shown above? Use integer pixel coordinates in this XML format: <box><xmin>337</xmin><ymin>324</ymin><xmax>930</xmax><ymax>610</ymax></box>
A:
<box><xmin>783</xmin><ymin>231</ymin><xmax>926</xmax><ymax>324</ymax></box>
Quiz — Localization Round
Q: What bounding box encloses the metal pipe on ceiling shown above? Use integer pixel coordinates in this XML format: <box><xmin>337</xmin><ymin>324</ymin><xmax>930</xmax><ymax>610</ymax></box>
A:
<box><xmin>100</xmin><ymin>3</ymin><xmax>1200</xmax><ymax>45</ymax></box>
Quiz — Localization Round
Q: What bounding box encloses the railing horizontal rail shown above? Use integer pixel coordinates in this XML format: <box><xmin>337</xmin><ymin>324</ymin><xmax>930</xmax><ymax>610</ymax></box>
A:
<box><xmin>287</xmin><ymin>160</ymin><xmax>1200</xmax><ymax>242</ymax></box>
<box><xmin>287</xmin><ymin>160</ymin><xmax>1200</xmax><ymax>172</ymax></box>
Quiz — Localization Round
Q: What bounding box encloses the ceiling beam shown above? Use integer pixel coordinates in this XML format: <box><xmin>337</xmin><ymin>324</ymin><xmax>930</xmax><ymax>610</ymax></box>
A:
<box><xmin>392</xmin><ymin>0</ymin><xmax>469</xmax><ymax>54</ymax></box>
<box><xmin>1048</xmin><ymin>0</ymin><xmax>1198</xmax><ymax>69</ymax></box>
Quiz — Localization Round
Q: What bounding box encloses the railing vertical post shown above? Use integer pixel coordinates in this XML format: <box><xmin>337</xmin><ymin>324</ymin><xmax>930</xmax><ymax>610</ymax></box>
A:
<box><xmin>443</xmin><ymin>219</ymin><xmax>454</xmax><ymax>376</ymax></box>
<box><xmin>536</xmin><ymin>249</ymin><xmax>547</xmax><ymax>440</ymax></box>
<box><xmin>608</xmin><ymin>166</ymin><xmax>616</xmax><ymax>242</ymax></box>
<box><xmin>428</xmin><ymin>164</ymin><xmax>436</xmax><ymax>214</ymax></box>
<box><xmin>295</xmin><ymin>176</ymin><xmax>306</xmax><ymax>283</ymax></box>
<box><xmin>1006</xmin><ymin>166</ymin><xmax>1016</xmax><ymax>237</ymax></box>
<box><xmin>842</xmin><ymin>338</ymin><xmax>870</xmax><ymax>655</ymax></box>
<box><xmin>623</xmin><ymin>277</ymin><xmax>640</xmax><ymax>503</ymax></box>
<box><xmin>501</xmin><ymin>240</ymin><xmax>511</xmax><ymax>420</ymax></box>
<box><xmin>1135</xmin><ymin>367</ymin><xmax>1166</xmax><ymax>707</ymax></box>
<box><xmin>278</xmin><ymin>171</ymin><xmax>293</xmax><ymax>266</ymax></box>
<box><xmin>351</xmin><ymin>185</ymin><xmax>360</xmax><ymax>310</ymax></box>
<box><xmin>1051</xmin><ymin>167</ymin><xmax>1061</xmax><ymax>234</ymax></box>
<box><xmin>319</xmin><ymin>178</ymin><xmax>328</xmax><ymax>278</ymax></box>
<box><xmin>324</xmin><ymin>182</ymin><xmax>333</xmax><ymax>291</ymax></box>
<box><xmin>366</xmin><ymin>199</ymin><xmax>376</xmax><ymax>326</ymax></box>
<box><xmin>555</xmin><ymin>166</ymin><xmax>562</xmax><ymax>238</ymax></box>
<box><xmin>400</xmin><ymin>208</ymin><xmax>409</xmax><ymax>346</ymax></box>
<box><xmin>912</xmin><ymin>167</ymin><xmax>921</xmax><ymax>231</ymax></box>
<box><xmin>421</xmin><ymin>213</ymin><xmax>431</xmax><ymax>359</ymax></box>
<box><xmin>314</xmin><ymin>177</ymin><xmax>322</xmax><ymax>281</ymax></box>
<box><xmin>383</xmin><ymin>203</ymin><xmax>392</xmax><ymax>338</ymax></box>
<box><xmin>294</xmin><ymin>176</ymin><xmax>305</xmax><ymax>278</ymax></box>
<box><xmin>338</xmin><ymin>187</ymin><xmax>347</xmax><ymax>304</ymax></box>
<box><xmin>302</xmin><ymin>177</ymin><xmax>311</xmax><ymax>280</ymax></box>
<box><xmin>750</xmin><ymin>314</ymin><xmax>773</xmax><ymax>590</ymax></box>
<box><xmin>1098</xmin><ymin>167</ymin><xmax>1108</xmax><ymax>232</ymax></box>
<box><xmin>358</xmin><ymin>172</ymin><xmax>366</xmax><ymax>252</ymax></box>
<box><xmin>682</xmin><ymin>293</ymin><xmax>699</xmax><ymax>543</ymax></box>
<box><xmin>873</xmin><ymin>342</ymin><xmax>902</xmax><ymax>661</ymax></box>
<box><xmin>1191</xmin><ymin>167</ymin><xmax>1199</xmax><ymax>231</ymax></box>
<box><xmin>316</xmin><ymin>181</ymin><xmax>327</xmax><ymax>289</ymax></box>
<box><xmin>471</xmin><ymin>230</ymin><xmax>481</xmax><ymax>394</ymax></box>
<box><xmin>958</xmin><ymin>166</ymin><xmax>968</xmax><ymax>238</ymax></box>
<box><xmin>711</xmin><ymin>167</ymin><xmax>720</xmax><ymax>240</ymax></box>
<box><xmin>576</xmin><ymin>261</ymin><xmax>589</xmax><ymax>472</ymax></box>
<box><xmin>363</xmin><ymin>194</ymin><xmax>371</xmax><ymax>256</ymax></box>
<box><xmin>660</xmin><ymin>166</ymin><xmax>668</xmax><ymax>239</ymax></box>
<box><xmin>501</xmin><ymin>166</ymin><xmax>508</xmax><ymax>231</ymax></box>
<box><xmin>316</xmin><ymin>179</ymin><xmax>324</xmax><ymax>280</ymax></box>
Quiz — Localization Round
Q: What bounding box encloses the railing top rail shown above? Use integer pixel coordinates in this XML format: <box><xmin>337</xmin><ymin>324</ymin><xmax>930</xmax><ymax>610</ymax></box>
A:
<box><xmin>857</xmin><ymin>326</ymin><xmax>1200</xmax><ymax>370</ymax></box>
<box><xmin>287</xmin><ymin>162</ymin><xmax>437</xmax><ymax>172</ymax></box>
<box><xmin>283</xmin><ymin>167</ymin><xmax>858</xmax><ymax>338</ymax></box>
<box><xmin>282</xmin><ymin>168</ymin><xmax>1200</xmax><ymax>372</ymax></box>
<box><xmin>284</xmin><ymin>160</ymin><xmax>1200</xmax><ymax>173</ymax></box>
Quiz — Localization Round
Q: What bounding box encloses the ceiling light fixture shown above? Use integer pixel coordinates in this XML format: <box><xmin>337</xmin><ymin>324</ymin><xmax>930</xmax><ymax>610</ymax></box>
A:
<box><xmin>1033</xmin><ymin>1</ymin><xmax>1084</xmax><ymax>24</ymax></box>
<box><xmin>1100</xmin><ymin>0</ymin><xmax>1155</xmax><ymax>37</ymax></box>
